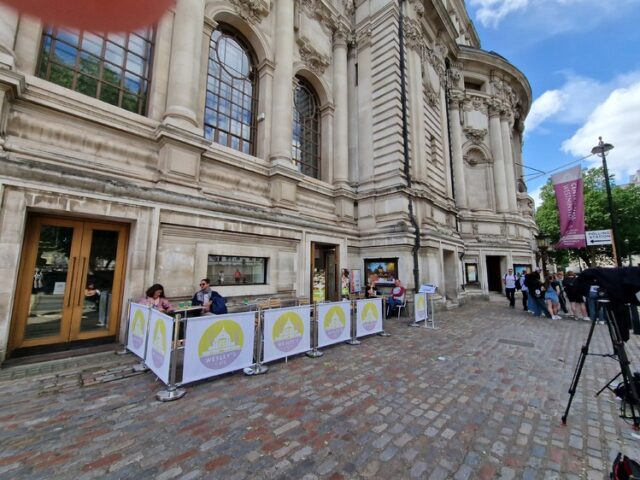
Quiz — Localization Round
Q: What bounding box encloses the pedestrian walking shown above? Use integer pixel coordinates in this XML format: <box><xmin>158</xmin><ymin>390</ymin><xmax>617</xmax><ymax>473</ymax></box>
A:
<box><xmin>503</xmin><ymin>268</ymin><xmax>517</xmax><ymax>308</ymax></box>
<box><xmin>519</xmin><ymin>269</ymin><xmax>529</xmax><ymax>312</ymax></box>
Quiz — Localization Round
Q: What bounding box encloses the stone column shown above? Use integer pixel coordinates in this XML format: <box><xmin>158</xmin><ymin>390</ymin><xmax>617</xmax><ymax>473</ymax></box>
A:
<box><xmin>356</xmin><ymin>31</ymin><xmax>373</xmax><ymax>185</ymax></box>
<box><xmin>489</xmin><ymin>103</ymin><xmax>509</xmax><ymax>213</ymax></box>
<box><xmin>448</xmin><ymin>93</ymin><xmax>467</xmax><ymax>209</ymax></box>
<box><xmin>500</xmin><ymin>113</ymin><xmax>518</xmax><ymax>212</ymax></box>
<box><xmin>269</xmin><ymin>0</ymin><xmax>295</xmax><ymax>168</ymax></box>
<box><xmin>0</xmin><ymin>5</ymin><xmax>19</xmax><ymax>70</ymax></box>
<box><xmin>332</xmin><ymin>28</ymin><xmax>349</xmax><ymax>186</ymax></box>
<box><xmin>163</xmin><ymin>0</ymin><xmax>204</xmax><ymax>132</ymax></box>
<box><xmin>406</xmin><ymin>29</ymin><xmax>426</xmax><ymax>181</ymax></box>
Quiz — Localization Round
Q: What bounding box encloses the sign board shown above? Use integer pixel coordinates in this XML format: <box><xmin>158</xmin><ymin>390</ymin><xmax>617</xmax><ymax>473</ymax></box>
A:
<box><xmin>127</xmin><ymin>303</ymin><xmax>150</xmax><ymax>359</ymax></box>
<box><xmin>144</xmin><ymin>309</ymin><xmax>173</xmax><ymax>385</ymax></box>
<box><xmin>355</xmin><ymin>298</ymin><xmax>383</xmax><ymax>337</ymax></box>
<box><xmin>585</xmin><ymin>229</ymin><xmax>612</xmax><ymax>246</ymax></box>
<box><xmin>414</xmin><ymin>293</ymin><xmax>428</xmax><ymax>323</ymax></box>
<box><xmin>263</xmin><ymin>306</ymin><xmax>311</xmax><ymax>363</ymax></box>
<box><xmin>350</xmin><ymin>269</ymin><xmax>362</xmax><ymax>294</ymax></box>
<box><xmin>419</xmin><ymin>284</ymin><xmax>437</xmax><ymax>294</ymax></box>
<box><xmin>317</xmin><ymin>301</ymin><xmax>352</xmax><ymax>348</ymax></box>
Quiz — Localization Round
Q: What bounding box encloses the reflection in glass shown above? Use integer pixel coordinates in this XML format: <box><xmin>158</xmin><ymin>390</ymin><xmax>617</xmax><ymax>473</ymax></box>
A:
<box><xmin>80</xmin><ymin>230</ymin><xmax>118</xmax><ymax>332</ymax></box>
<box><xmin>25</xmin><ymin>226</ymin><xmax>74</xmax><ymax>339</ymax></box>
<box><xmin>207</xmin><ymin>255</ymin><xmax>267</xmax><ymax>285</ymax></box>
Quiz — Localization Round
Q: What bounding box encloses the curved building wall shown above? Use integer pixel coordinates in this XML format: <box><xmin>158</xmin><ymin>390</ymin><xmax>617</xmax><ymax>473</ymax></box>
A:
<box><xmin>0</xmin><ymin>0</ymin><xmax>537</xmax><ymax>362</ymax></box>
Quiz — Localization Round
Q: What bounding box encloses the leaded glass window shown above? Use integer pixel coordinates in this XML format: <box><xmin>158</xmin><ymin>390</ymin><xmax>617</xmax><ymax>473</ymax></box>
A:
<box><xmin>37</xmin><ymin>27</ymin><xmax>154</xmax><ymax>115</ymax></box>
<box><xmin>292</xmin><ymin>78</ymin><xmax>320</xmax><ymax>179</ymax></box>
<box><xmin>205</xmin><ymin>28</ymin><xmax>257</xmax><ymax>155</ymax></box>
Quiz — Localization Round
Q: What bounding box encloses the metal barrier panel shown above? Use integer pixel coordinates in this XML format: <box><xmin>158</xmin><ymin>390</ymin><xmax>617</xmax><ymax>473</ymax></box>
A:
<box><xmin>263</xmin><ymin>306</ymin><xmax>311</xmax><ymax>363</ymax></box>
<box><xmin>414</xmin><ymin>293</ymin><xmax>428</xmax><ymax>323</ymax></box>
<box><xmin>316</xmin><ymin>300</ymin><xmax>352</xmax><ymax>348</ymax></box>
<box><xmin>356</xmin><ymin>298</ymin><xmax>383</xmax><ymax>337</ymax></box>
<box><xmin>127</xmin><ymin>302</ymin><xmax>151</xmax><ymax>359</ymax></box>
<box><xmin>182</xmin><ymin>312</ymin><xmax>256</xmax><ymax>384</ymax></box>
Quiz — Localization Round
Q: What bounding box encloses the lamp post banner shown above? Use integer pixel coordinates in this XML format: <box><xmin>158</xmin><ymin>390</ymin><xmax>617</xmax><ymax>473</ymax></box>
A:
<box><xmin>552</xmin><ymin>165</ymin><xmax>586</xmax><ymax>249</ymax></box>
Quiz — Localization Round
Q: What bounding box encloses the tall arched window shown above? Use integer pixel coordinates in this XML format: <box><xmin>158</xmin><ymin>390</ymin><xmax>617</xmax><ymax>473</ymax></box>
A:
<box><xmin>37</xmin><ymin>27</ymin><xmax>154</xmax><ymax>115</ymax></box>
<box><xmin>292</xmin><ymin>77</ymin><xmax>320</xmax><ymax>179</ymax></box>
<box><xmin>205</xmin><ymin>27</ymin><xmax>257</xmax><ymax>155</ymax></box>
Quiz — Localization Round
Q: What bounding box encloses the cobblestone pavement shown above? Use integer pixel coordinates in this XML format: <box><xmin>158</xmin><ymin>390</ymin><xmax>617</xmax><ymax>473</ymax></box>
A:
<box><xmin>2</xmin><ymin>301</ymin><xmax>640</xmax><ymax>479</ymax></box>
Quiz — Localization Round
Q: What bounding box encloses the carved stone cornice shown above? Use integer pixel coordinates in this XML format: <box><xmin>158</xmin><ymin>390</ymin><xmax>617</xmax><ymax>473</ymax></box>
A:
<box><xmin>408</xmin><ymin>0</ymin><xmax>425</xmax><ymax>17</ymax></box>
<box><xmin>463</xmin><ymin>127</ymin><xmax>487</xmax><ymax>146</ymax></box>
<box><xmin>297</xmin><ymin>36</ymin><xmax>330</xmax><ymax>76</ymax></box>
<box><xmin>229</xmin><ymin>0</ymin><xmax>271</xmax><ymax>24</ymax></box>
<box><xmin>463</xmin><ymin>94</ymin><xmax>488</xmax><ymax>114</ymax></box>
<box><xmin>424</xmin><ymin>84</ymin><xmax>439</xmax><ymax>107</ymax></box>
<box><xmin>403</xmin><ymin>17</ymin><xmax>423</xmax><ymax>52</ymax></box>
<box><xmin>300</xmin><ymin>0</ymin><xmax>338</xmax><ymax>32</ymax></box>
<box><xmin>355</xmin><ymin>27</ymin><xmax>372</xmax><ymax>48</ymax></box>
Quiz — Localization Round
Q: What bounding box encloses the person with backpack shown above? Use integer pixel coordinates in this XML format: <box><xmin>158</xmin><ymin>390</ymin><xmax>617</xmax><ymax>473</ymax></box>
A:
<box><xmin>192</xmin><ymin>278</ymin><xmax>227</xmax><ymax>315</ymax></box>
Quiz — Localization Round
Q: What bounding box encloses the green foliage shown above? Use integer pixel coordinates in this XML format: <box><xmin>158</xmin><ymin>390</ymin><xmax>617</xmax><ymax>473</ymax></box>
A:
<box><xmin>535</xmin><ymin>167</ymin><xmax>640</xmax><ymax>267</ymax></box>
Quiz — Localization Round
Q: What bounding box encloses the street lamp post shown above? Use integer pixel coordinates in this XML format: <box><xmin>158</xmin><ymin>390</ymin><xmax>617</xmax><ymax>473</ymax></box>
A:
<box><xmin>625</xmin><ymin>238</ymin><xmax>632</xmax><ymax>266</ymax></box>
<box><xmin>536</xmin><ymin>234</ymin><xmax>551</xmax><ymax>277</ymax></box>
<box><xmin>590</xmin><ymin>137</ymin><xmax>622</xmax><ymax>266</ymax></box>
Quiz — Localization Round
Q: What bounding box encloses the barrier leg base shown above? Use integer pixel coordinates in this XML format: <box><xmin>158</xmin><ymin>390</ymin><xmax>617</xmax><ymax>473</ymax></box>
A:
<box><xmin>156</xmin><ymin>387</ymin><xmax>186</xmax><ymax>402</ymax></box>
<box><xmin>345</xmin><ymin>338</ymin><xmax>360</xmax><ymax>345</ymax></box>
<box><xmin>132</xmin><ymin>362</ymin><xmax>149</xmax><ymax>373</ymax></box>
<box><xmin>306</xmin><ymin>349</ymin><xmax>324</xmax><ymax>358</ymax></box>
<box><xmin>409</xmin><ymin>322</ymin><xmax>424</xmax><ymax>327</ymax></box>
<box><xmin>378</xmin><ymin>331</ymin><xmax>391</xmax><ymax>337</ymax></box>
<box><xmin>243</xmin><ymin>364</ymin><xmax>269</xmax><ymax>376</ymax></box>
<box><xmin>115</xmin><ymin>347</ymin><xmax>128</xmax><ymax>355</ymax></box>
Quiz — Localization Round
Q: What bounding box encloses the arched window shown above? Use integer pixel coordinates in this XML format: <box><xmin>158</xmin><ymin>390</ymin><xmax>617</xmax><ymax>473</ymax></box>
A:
<box><xmin>205</xmin><ymin>27</ymin><xmax>257</xmax><ymax>155</ymax></box>
<box><xmin>37</xmin><ymin>27</ymin><xmax>154</xmax><ymax>115</ymax></box>
<box><xmin>292</xmin><ymin>77</ymin><xmax>320</xmax><ymax>179</ymax></box>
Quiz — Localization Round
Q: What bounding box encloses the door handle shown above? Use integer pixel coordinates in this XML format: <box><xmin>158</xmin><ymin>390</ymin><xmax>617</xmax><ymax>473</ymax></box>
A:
<box><xmin>76</xmin><ymin>256</ymin><xmax>88</xmax><ymax>307</ymax></box>
<box><xmin>66</xmin><ymin>257</ymin><xmax>77</xmax><ymax>308</ymax></box>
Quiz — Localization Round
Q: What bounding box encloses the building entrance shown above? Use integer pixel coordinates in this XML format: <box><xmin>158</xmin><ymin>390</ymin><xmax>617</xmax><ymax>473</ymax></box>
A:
<box><xmin>9</xmin><ymin>215</ymin><xmax>128</xmax><ymax>356</ymax></box>
<box><xmin>485</xmin><ymin>255</ymin><xmax>503</xmax><ymax>293</ymax></box>
<box><xmin>310</xmin><ymin>243</ymin><xmax>340</xmax><ymax>303</ymax></box>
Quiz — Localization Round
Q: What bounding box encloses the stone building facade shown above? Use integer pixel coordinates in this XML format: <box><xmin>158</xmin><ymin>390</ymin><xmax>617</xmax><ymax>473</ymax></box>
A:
<box><xmin>0</xmin><ymin>0</ymin><xmax>536</xmax><ymax>361</ymax></box>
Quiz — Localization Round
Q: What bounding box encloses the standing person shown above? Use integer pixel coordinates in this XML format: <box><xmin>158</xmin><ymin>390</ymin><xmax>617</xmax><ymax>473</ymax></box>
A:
<box><xmin>563</xmin><ymin>271</ymin><xmax>589</xmax><ymax>320</ymax></box>
<box><xmin>519</xmin><ymin>269</ymin><xmax>529</xmax><ymax>312</ymax></box>
<box><xmin>503</xmin><ymin>268</ymin><xmax>517</xmax><ymax>308</ymax></box>
<box><xmin>234</xmin><ymin>269</ymin><xmax>242</xmax><ymax>283</ymax></box>
<box><xmin>386</xmin><ymin>279</ymin><xmax>406</xmax><ymax>317</ymax></box>
<box><xmin>527</xmin><ymin>271</ymin><xmax>554</xmax><ymax>319</ymax></box>
<box><xmin>554</xmin><ymin>272</ymin><xmax>569</xmax><ymax>314</ymax></box>
<box><xmin>341</xmin><ymin>269</ymin><xmax>350</xmax><ymax>299</ymax></box>
<box><xmin>140</xmin><ymin>284</ymin><xmax>174</xmax><ymax>313</ymax></box>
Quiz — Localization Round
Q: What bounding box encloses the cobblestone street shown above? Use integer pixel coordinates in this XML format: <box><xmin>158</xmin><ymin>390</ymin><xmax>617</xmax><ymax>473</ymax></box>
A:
<box><xmin>2</xmin><ymin>300</ymin><xmax>640</xmax><ymax>479</ymax></box>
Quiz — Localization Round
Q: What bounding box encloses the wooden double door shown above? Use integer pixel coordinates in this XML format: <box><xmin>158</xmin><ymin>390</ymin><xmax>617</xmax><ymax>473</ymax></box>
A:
<box><xmin>9</xmin><ymin>215</ymin><xmax>128</xmax><ymax>355</ymax></box>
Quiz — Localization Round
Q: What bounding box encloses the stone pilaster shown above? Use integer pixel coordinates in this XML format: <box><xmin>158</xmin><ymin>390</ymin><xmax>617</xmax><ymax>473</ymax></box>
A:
<box><xmin>406</xmin><ymin>31</ymin><xmax>426</xmax><ymax>182</ymax></box>
<box><xmin>332</xmin><ymin>28</ymin><xmax>349</xmax><ymax>186</ymax></box>
<box><xmin>0</xmin><ymin>5</ymin><xmax>18</xmax><ymax>70</ymax></box>
<box><xmin>500</xmin><ymin>113</ymin><xmax>518</xmax><ymax>213</ymax></box>
<box><xmin>449</xmin><ymin>93</ymin><xmax>467</xmax><ymax>209</ymax></box>
<box><xmin>164</xmin><ymin>0</ymin><xmax>205</xmax><ymax>132</ymax></box>
<box><xmin>269</xmin><ymin>0</ymin><xmax>295</xmax><ymax>169</ymax></box>
<box><xmin>488</xmin><ymin>103</ymin><xmax>509</xmax><ymax>213</ymax></box>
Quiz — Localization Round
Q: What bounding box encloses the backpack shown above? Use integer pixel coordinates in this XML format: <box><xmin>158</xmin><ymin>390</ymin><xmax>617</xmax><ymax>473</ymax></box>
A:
<box><xmin>211</xmin><ymin>293</ymin><xmax>227</xmax><ymax>315</ymax></box>
<box><xmin>611</xmin><ymin>452</ymin><xmax>640</xmax><ymax>480</ymax></box>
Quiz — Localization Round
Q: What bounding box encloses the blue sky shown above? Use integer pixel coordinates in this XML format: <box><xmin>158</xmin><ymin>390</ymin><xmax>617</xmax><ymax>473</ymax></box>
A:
<box><xmin>466</xmin><ymin>0</ymin><xmax>640</xmax><ymax>206</ymax></box>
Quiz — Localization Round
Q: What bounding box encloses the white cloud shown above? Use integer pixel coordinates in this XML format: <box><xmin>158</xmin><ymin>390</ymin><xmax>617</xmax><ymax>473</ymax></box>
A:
<box><xmin>562</xmin><ymin>82</ymin><xmax>640</xmax><ymax>181</ymax></box>
<box><xmin>525</xmin><ymin>71</ymin><xmax>640</xmax><ymax>134</ymax></box>
<box><xmin>470</xmin><ymin>0</ymin><xmax>529</xmax><ymax>28</ymax></box>
<box><xmin>529</xmin><ymin>185</ymin><xmax>544</xmax><ymax>210</ymax></box>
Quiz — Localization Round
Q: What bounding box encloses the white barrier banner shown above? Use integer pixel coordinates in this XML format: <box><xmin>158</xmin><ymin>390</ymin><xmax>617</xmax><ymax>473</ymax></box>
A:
<box><xmin>356</xmin><ymin>298</ymin><xmax>383</xmax><ymax>337</ymax></box>
<box><xmin>317</xmin><ymin>301</ymin><xmax>352</xmax><ymax>348</ymax></box>
<box><xmin>144</xmin><ymin>309</ymin><xmax>173</xmax><ymax>385</ymax></box>
<box><xmin>414</xmin><ymin>293</ymin><xmax>428</xmax><ymax>323</ymax></box>
<box><xmin>182</xmin><ymin>312</ymin><xmax>256</xmax><ymax>385</ymax></box>
<box><xmin>127</xmin><ymin>303</ymin><xmax>150</xmax><ymax>359</ymax></box>
<box><xmin>263</xmin><ymin>306</ymin><xmax>311</xmax><ymax>363</ymax></box>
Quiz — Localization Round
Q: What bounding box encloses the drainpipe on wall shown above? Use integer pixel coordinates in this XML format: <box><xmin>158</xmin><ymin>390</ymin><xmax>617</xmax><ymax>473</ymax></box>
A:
<box><xmin>398</xmin><ymin>0</ymin><xmax>421</xmax><ymax>291</ymax></box>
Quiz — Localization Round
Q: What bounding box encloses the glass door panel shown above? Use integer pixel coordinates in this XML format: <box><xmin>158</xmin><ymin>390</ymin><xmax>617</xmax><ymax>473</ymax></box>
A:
<box><xmin>79</xmin><ymin>229</ymin><xmax>119</xmax><ymax>333</ymax></box>
<box><xmin>24</xmin><ymin>224</ymin><xmax>76</xmax><ymax>340</ymax></box>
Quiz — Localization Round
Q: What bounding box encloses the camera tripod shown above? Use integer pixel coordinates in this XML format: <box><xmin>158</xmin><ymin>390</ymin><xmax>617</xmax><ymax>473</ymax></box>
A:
<box><xmin>561</xmin><ymin>298</ymin><xmax>640</xmax><ymax>429</ymax></box>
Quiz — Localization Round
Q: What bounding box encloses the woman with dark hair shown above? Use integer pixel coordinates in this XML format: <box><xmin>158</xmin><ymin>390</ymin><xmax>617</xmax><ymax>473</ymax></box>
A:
<box><xmin>544</xmin><ymin>275</ymin><xmax>561</xmax><ymax>319</ymax></box>
<box><xmin>563</xmin><ymin>271</ymin><xmax>589</xmax><ymax>320</ymax></box>
<box><xmin>139</xmin><ymin>284</ymin><xmax>174</xmax><ymax>313</ymax></box>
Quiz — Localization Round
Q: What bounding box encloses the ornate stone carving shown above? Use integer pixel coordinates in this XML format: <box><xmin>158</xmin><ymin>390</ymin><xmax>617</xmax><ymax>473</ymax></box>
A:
<box><xmin>408</xmin><ymin>0</ymin><xmax>425</xmax><ymax>17</ymax></box>
<box><xmin>403</xmin><ymin>18</ymin><xmax>423</xmax><ymax>52</ymax></box>
<box><xmin>297</xmin><ymin>36</ymin><xmax>330</xmax><ymax>76</ymax></box>
<box><xmin>424</xmin><ymin>84</ymin><xmax>439</xmax><ymax>107</ymax></box>
<box><xmin>300</xmin><ymin>0</ymin><xmax>338</xmax><ymax>32</ymax></box>
<box><xmin>463</xmin><ymin>127</ymin><xmax>487</xmax><ymax>146</ymax></box>
<box><xmin>229</xmin><ymin>0</ymin><xmax>270</xmax><ymax>24</ymax></box>
<box><xmin>343</xmin><ymin>0</ymin><xmax>355</xmax><ymax>16</ymax></box>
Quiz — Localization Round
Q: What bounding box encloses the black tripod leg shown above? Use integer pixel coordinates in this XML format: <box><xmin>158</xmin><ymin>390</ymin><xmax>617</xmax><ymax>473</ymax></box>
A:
<box><xmin>595</xmin><ymin>371</ymin><xmax>621</xmax><ymax>397</ymax></box>
<box><xmin>562</xmin><ymin>317</ymin><xmax>598</xmax><ymax>425</ymax></box>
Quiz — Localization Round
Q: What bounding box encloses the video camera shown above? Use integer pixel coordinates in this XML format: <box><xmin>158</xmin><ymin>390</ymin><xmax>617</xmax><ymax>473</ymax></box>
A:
<box><xmin>574</xmin><ymin>267</ymin><xmax>640</xmax><ymax>342</ymax></box>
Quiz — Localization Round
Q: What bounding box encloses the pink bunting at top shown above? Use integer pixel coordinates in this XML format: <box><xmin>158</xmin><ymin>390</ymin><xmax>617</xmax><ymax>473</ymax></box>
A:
<box><xmin>0</xmin><ymin>0</ymin><xmax>174</xmax><ymax>32</ymax></box>
<box><xmin>551</xmin><ymin>165</ymin><xmax>586</xmax><ymax>250</ymax></box>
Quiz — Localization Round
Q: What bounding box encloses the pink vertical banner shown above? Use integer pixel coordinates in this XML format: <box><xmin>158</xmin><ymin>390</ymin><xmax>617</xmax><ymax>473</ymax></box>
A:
<box><xmin>551</xmin><ymin>166</ymin><xmax>586</xmax><ymax>249</ymax></box>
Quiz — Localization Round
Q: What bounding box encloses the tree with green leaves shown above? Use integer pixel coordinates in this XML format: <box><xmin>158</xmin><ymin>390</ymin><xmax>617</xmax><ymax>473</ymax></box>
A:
<box><xmin>535</xmin><ymin>167</ymin><xmax>640</xmax><ymax>268</ymax></box>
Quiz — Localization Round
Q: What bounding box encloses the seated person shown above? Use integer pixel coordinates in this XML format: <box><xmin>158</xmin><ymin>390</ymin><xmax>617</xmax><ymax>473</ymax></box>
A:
<box><xmin>139</xmin><ymin>284</ymin><xmax>174</xmax><ymax>313</ymax></box>
<box><xmin>192</xmin><ymin>278</ymin><xmax>227</xmax><ymax>315</ymax></box>
<box><xmin>386</xmin><ymin>279</ymin><xmax>406</xmax><ymax>317</ymax></box>
<box><xmin>84</xmin><ymin>282</ymin><xmax>100</xmax><ymax>309</ymax></box>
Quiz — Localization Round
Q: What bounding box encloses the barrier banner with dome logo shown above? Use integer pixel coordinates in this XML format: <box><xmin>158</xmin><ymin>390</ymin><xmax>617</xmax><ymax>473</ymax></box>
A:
<box><xmin>263</xmin><ymin>306</ymin><xmax>311</xmax><ymax>362</ymax></box>
<box><xmin>414</xmin><ymin>293</ymin><xmax>428</xmax><ymax>323</ymax></box>
<box><xmin>317</xmin><ymin>301</ymin><xmax>352</xmax><ymax>348</ymax></box>
<box><xmin>144</xmin><ymin>309</ymin><xmax>173</xmax><ymax>385</ymax></box>
<box><xmin>127</xmin><ymin>302</ymin><xmax>150</xmax><ymax>359</ymax></box>
<box><xmin>182</xmin><ymin>312</ymin><xmax>256</xmax><ymax>384</ymax></box>
<box><xmin>355</xmin><ymin>298</ymin><xmax>383</xmax><ymax>337</ymax></box>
